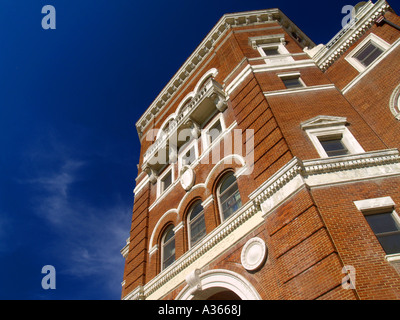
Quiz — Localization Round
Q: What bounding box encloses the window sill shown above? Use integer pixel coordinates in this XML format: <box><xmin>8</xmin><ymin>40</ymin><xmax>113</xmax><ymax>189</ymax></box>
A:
<box><xmin>385</xmin><ymin>253</ymin><xmax>400</xmax><ymax>263</ymax></box>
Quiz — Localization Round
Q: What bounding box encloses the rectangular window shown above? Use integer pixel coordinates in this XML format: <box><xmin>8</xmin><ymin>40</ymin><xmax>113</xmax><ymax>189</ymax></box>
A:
<box><xmin>161</xmin><ymin>170</ymin><xmax>172</xmax><ymax>192</ymax></box>
<box><xmin>282</xmin><ymin>76</ymin><xmax>304</xmax><ymax>89</ymax></box>
<box><xmin>364</xmin><ymin>211</ymin><xmax>400</xmax><ymax>255</ymax></box>
<box><xmin>208</xmin><ymin>119</ymin><xmax>222</xmax><ymax>144</ymax></box>
<box><xmin>262</xmin><ymin>47</ymin><xmax>280</xmax><ymax>56</ymax></box>
<box><xmin>345</xmin><ymin>34</ymin><xmax>390</xmax><ymax>72</ymax></box>
<box><xmin>318</xmin><ymin>136</ymin><xmax>349</xmax><ymax>157</ymax></box>
<box><xmin>182</xmin><ymin>146</ymin><xmax>196</xmax><ymax>166</ymax></box>
<box><xmin>354</xmin><ymin>41</ymin><xmax>384</xmax><ymax>67</ymax></box>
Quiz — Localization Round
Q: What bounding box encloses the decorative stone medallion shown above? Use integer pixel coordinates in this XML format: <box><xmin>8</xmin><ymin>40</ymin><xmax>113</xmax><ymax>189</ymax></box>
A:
<box><xmin>180</xmin><ymin>165</ymin><xmax>195</xmax><ymax>191</ymax></box>
<box><xmin>241</xmin><ymin>237</ymin><xmax>267</xmax><ymax>271</ymax></box>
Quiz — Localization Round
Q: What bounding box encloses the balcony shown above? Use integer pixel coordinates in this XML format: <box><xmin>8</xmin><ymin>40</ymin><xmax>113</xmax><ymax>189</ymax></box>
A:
<box><xmin>142</xmin><ymin>77</ymin><xmax>228</xmax><ymax>182</ymax></box>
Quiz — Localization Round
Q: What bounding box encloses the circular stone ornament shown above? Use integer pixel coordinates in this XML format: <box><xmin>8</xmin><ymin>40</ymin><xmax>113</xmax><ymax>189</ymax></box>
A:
<box><xmin>241</xmin><ymin>237</ymin><xmax>268</xmax><ymax>271</ymax></box>
<box><xmin>180</xmin><ymin>165</ymin><xmax>195</xmax><ymax>191</ymax></box>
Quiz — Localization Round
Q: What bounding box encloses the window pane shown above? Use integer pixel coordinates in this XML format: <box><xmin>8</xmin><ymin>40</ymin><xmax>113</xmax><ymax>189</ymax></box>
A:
<box><xmin>163</xmin><ymin>228</ymin><xmax>175</xmax><ymax>269</ymax></box>
<box><xmin>162</xmin><ymin>171</ymin><xmax>172</xmax><ymax>190</ymax></box>
<box><xmin>189</xmin><ymin>202</ymin><xmax>206</xmax><ymax>246</ymax></box>
<box><xmin>355</xmin><ymin>42</ymin><xmax>383</xmax><ymax>67</ymax></box>
<box><xmin>183</xmin><ymin>146</ymin><xmax>196</xmax><ymax>166</ymax></box>
<box><xmin>208</xmin><ymin>120</ymin><xmax>222</xmax><ymax>144</ymax></box>
<box><xmin>190</xmin><ymin>215</ymin><xmax>206</xmax><ymax>245</ymax></box>
<box><xmin>221</xmin><ymin>190</ymin><xmax>242</xmax><ymax>220</ymax></box>
<box><xmin>365</xmin><ymin>212</ymin><xmax>400</xmax><ymax>234</ymax></box>
<box><xmin>362</xmin><ymin>47</ymin><xmax>383</xmax><ymax>66</ymax></box>
<box><xmin>376</xmin><ymin>232</ymin><xmax>400</xmax><ymax>255</ymax></box>
<box><xmin>319</xmin><ymin>138</ymin><xmax>349</xmax><ymax>157</ymax></box>
<box><xmin>263</xmin><ymin>47</ymin><xmax>279</xmax><ymax>56</ymax></box>
<box><xmin>220</xmin><ymin>174</ymin><xmax>236</xmax><ymax>194</ymax></box>
<box><xmin>219</xmin><ymin>173</ymin><xmax>242</xmax><ymax>220</ymax></box>
<box><xmin>364</xmin><ymin>211</ymin><xmax>400</xmax><ymax>255</ymax></box>
<box><xmin>282</xmin><ymin>77</ymin><xmax>303</xmax><ymax>89</ymax></box>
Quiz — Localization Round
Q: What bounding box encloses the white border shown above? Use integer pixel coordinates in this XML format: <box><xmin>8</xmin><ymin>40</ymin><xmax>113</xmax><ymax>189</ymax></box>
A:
<box><xmin>304</xmin><ymin>125</ymin><xmax>364</xmax><ymax>158</ymax></box>
<box><xmin>345</xmin><ymin>33</ymin><xmax>390</xmax><ymax>73</ymax></box>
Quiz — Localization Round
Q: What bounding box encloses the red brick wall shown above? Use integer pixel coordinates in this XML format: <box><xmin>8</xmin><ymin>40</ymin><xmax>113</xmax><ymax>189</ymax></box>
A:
<box><xmin>122</xmin><ymin>6</ymin><xmax>400</xmax><ymax>300</ymax></box>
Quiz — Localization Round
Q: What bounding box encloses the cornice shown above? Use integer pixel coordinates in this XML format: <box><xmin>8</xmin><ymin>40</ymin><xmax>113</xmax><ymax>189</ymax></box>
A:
<box><xmin>135</xmin><ymin>9</ymin><xmax>315</xmax><ymax>138</ymax></box>
<box><xmin>312</xmin><ymin>0</ymin><xmax>390</xmax><ymax>71</ymax></box>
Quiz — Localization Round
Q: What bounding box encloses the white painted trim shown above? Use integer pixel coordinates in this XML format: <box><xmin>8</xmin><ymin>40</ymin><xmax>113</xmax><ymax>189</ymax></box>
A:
<box><xmin>264</xmin><ymin>84</ymin><xmax>335</xmax><ymax>97</ymax></box>
<box><xmin>124</xmin><ymin>149</ymin><xmax>400</xmax><ymax>300</ymax></box>
<box><xmin>252</xmin><ymin>60</ymin><xmax>316</xmax><ymax>73</ymax></box>
<box><xmin>224</xmin><ymin>60</ymin><xmax>317</xmax><ymax>96</ymax></box>
<box><xmin>389</xmin><ymin>83</ymin><xmax>400</xmax><ymax>120</ymax></box>
<box><xmin>354</xmin><ymin>196</ymin><xmax>395</xmax><ymax>212</ymax></box>
<box><xmin>344</xmin><ymin>33</ymin><xmax>390</xmax><ymax>73</ymax></box>
<box><xmin>176</xmin><ymin>269</ymin><xmax>261</xmax><ymax>300</ymax></box>
<box><xmin>133</xmin><ymin>175</ymin><xmax>149</xmax><ymax>195</ymax></box>
<box><xmin>156</xmin><ymin>165</ymin><xmax>175</xmax><ymax>199</ymax></box>
<box><xmin>178</xmin><ymin>139</ymin><xmax>199</xmax><ymax>174</ymax></box>
<box><xmin>303</xmin><ymin>122</ymin><xmax>364</xmax><ymax>158</ymax></box>
<box><xmin>385</xmin><ymin>253</ymin><xmax>400</xmax><ymax>263</ymax></box>
<box><xmin>313</xmin><ymin>0</ymin><xmax>390</xmax><ymax>71</ymax></box>
<box><xmin>201</xmin><ymin>195</ymin><xmax>214</xmax><ymax>208</ymax></box>
<box><xmin>257</xmin><ymin>42</ymin><xmax>295</xmax><ymax>66</ymax></box>
<box><xmin>342</xmin><ymin>35</ymin><xmax>400</xmax><ymax>94</ymax></box>
<box><xmin>200</xmin><ymin>113</ymin><xmax>226</xmax><ymax>151</ymax></box>
<box><xmin>148</xmin><ymin>209</ymin><xmax>178</xmax><ymax>252</ymax></box>
<box><xmin>136</xmin><ymin>9</ymin><xmax>283</xmax><ymax>135</ymax></box>
<box><xmin>225</xmin><ymin>64</ymin><xmax>252</xmax><ymax>96</ymax></box>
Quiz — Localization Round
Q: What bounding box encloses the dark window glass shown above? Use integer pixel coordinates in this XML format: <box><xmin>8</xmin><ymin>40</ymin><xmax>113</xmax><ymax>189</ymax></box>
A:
<box><xmin>189</xmin><ymin>201</ymin><xmax>206</xmax><ymax>246</ymax></box>
<box><xmin>319</xmin><ymin>137</ymin><xmax>349</xmax><ymax>157</ymax></box>
<box><xmin>263</xmin><ymin>47</ymin><xmax>279</xmax><ymax>56</ymax></box>
<box><xmin>208</xmin><ymin>120</ymin><xmax>222</xmax><ymax>144</ymax></box>
<box><xmin>365</xmin><ymin>211</ymin><xmax>400</xmax><ymax>255</ymax></box>
<box><xmin>219</xmin><ymin>173</ymin><xmax>242</xmax><ymax>220</ymax></box>
<box><xmin>282</xmin><ymin>77</ymin><xmax>303</xmax><ymax>89</ymax></box>
<box><xmin>162</xmin><ymin>170</ymin><xmax>172</xmax><ymax>191</ymax></box>
<box><xmin>354</xmin><ymin>42</ymin><xmax>384</xmax><ymax>67</ymax></box>
<box><xmin>162</xmin><ymin>227</ymin><xmax>175</xmax><ymax>270</ymax></box>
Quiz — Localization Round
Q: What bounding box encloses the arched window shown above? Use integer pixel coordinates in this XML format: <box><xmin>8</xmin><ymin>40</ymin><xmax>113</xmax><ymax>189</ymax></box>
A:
<box><xmin>161</xmin><ymin>225</ymin><xmax>175</xmax><ymax>270</ymax></box>
<box><xmin>188</xmin><ymin>200</ymin><xmax>206</xmax><ymax>248</ymax></box>
<box><xmin>217</xmin><ymin>172</ymin><xmax>242</xmax><ymax>221</ymax></box>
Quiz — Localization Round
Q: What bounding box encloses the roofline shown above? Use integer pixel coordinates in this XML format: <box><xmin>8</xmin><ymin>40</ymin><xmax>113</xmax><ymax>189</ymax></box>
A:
<box><xmin>135</xmin><ymin>8</ymin><xmax>315</xmax><ymax>138</ymax></box>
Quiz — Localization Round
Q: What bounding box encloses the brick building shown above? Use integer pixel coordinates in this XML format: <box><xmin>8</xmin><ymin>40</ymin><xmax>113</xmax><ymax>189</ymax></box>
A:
<box><xmin>121</xmin><ymin>0</ymin><xmax>400</xmax><ymax>300</ymax></box>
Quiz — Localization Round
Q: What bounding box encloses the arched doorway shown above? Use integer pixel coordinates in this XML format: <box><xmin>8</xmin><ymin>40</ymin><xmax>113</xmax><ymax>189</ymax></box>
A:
<box><xmin>176</xmin><ymin>269</ymin><xmax>261</xmax><ymax>300</ymax></box>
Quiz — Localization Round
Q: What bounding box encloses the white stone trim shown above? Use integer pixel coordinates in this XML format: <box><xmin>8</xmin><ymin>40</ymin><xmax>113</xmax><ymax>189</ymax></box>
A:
<box><xmin>345</xmin><ymin>33</ymin><xmax>390</xmax><ymax>72</ymax></box>
<box><xmin>124</xmin><ymin>149</ymin><xmax>400</xmax><ymax>300</ymax></box>
<box><xmin>225</xmin><ymin>60</ymin><xmax>317</xmax><ymax>97</ymax></box>
<box><xmin>389</xmin><ymin>83</ymin><xmax>400</xmax><ymax>120</ymax></box>
<box><xmin>133</xmin><ymin>175</ymin><xmax>149</xmax><ymax>195</ymax></box>
<box><xmin>385</xmin><ymin>253</ymin><xmax>400</xmax><ymax>263</ymax></box>
<box><xmin>342</xmin><ymin>36</ymin><xmax>400</xmax><ymax>95</ymax></box>
<box><xmin>354</xmin><ymin>196</ymin><xmax>395</xmax><ymax>212</ymax></box>
<box><xmin>148</xmin><ymin>209</ymin><xmax>178</xmax><ymax>253</ymax></box>
<box><xmin>313</xmin><ymin>0</ymin><xmax>390</xmax><ymax>71</ymax></box>
<box><xmin>264</xmin><ymin>84</ymin><xmax>335</xmax><ymax>97</ymax></box>
<box><xmin>176</xmin><ymin>269</ymin><xmax>262</xmax><ymax>300</ymax></box>
<box><xmin>240</xmin><ymin>237</ymin><xmax>268</xmax><ymax>271</ymax></box>
<box><xmin>301</xmin><ymin>116</ymin><xmax>364</xmax><ymax>158</ymax></box>
<box><xmin>135</xmin><ymin>10</ymin><xmax>282</xmax><ymax>136</ymax></box>
<box><xmin>156</xmin><ymin>165</ymin><xmax>175</xmax><ymax>199</ymax></box>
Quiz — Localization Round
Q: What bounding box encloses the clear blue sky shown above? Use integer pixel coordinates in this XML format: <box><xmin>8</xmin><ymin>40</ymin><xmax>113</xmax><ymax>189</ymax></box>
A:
<box><xmin>0</xmin><ymin>0</ymin><xmax>398</xmax><ymax>300</ymax></box>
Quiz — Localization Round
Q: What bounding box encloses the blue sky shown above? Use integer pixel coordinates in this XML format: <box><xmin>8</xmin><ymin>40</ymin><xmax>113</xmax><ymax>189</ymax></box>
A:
<box><xmin>0</xmin><ymin>0</ymin><xmax>398</xmax><ymax>300</ymax></box>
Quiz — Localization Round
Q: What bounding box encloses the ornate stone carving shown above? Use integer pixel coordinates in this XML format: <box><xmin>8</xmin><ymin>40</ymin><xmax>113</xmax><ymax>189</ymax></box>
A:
<box><xmin>180</xmin><ymin>165</ymin><xmax>195</xmax><ymax>191</ymax></box>
<box><xmin>241</xmin><ymin>237</ymin><xmax>268</xmax><ymax>271</ymax></box>
<box><xmin>185</xmin><ymin>269</ymin><xmax>202</xmax><ymax>295</ymax></box>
